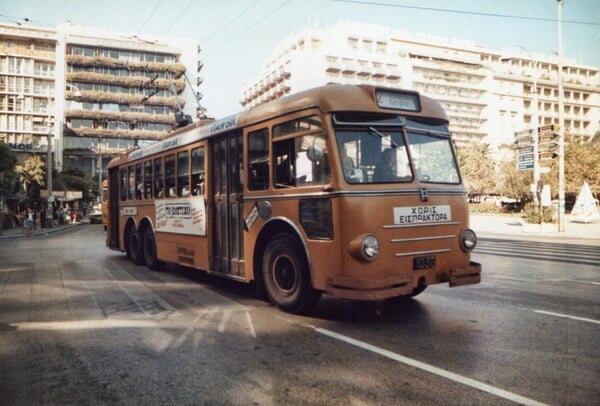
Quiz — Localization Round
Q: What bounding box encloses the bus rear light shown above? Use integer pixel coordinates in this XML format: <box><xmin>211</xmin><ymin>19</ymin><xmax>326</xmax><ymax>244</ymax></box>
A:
<box><xmin>460</xmin><ymin>229</ymin><xmax>477</xmax><ymax>252</ymax></box>
<box><xmin>349</xmin><ymin>234</ymin><xmax>380</xmax><ymax>261</ymax></box>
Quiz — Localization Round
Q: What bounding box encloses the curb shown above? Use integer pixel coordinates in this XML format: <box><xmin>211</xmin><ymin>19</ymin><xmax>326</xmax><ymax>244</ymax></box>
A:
<box><xmin>0</xmin><ymin>220</ymin><xmax>90</xmax><ymax>240</ymax></box>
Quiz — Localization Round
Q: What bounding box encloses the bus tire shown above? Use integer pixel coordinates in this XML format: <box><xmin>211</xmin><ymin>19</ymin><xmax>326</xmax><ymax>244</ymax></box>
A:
<box><xmin>262</xmin><ymin>233</ymin><xmax>321</xmax><ymax>314</ymax></box>
<box><xmin>127</xmin><ymin>227</ymin><xmax>144</xmax><ymax>265</ymax></box>
<box><xmin>143</xmin><ymin>227</ymin><xmax>163</xmax><ymax>270</ymax></box>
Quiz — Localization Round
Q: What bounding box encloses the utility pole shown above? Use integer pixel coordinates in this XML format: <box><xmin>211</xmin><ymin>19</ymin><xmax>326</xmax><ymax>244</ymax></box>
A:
<box><xmin>557</xmin><ymin>0</ymin><xmax>566</xmax><ymax>232</ymax></box>
<box><xmin>46</xmin><ymin>97</ymin><xmax>54</xmax><ymax>228</ymax></box>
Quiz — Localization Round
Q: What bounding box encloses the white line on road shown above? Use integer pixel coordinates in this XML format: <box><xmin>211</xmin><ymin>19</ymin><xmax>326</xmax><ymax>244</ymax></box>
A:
<box><xmin>311</xmin><ymin>326</ymin><xmax>549</xmax><ymax>406</ymax></box>
<box><xmin>533</xmin><ymin>310</ymin><xmax>600</xmax><ymax>325</ymax></box>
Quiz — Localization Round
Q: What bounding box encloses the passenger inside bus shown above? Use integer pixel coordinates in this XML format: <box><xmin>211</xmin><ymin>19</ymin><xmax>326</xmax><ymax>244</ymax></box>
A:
<box><xmin>374</xmin><ymin>148</ymin><xmax>410</xmax><ymax>182</ymax></box>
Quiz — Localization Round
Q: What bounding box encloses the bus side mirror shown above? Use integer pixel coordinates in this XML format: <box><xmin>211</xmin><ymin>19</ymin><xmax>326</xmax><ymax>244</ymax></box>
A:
<box><xmin>307</xmin><ymin>145</ymin><xmax>324</xmax><ymax>162</ymax></box>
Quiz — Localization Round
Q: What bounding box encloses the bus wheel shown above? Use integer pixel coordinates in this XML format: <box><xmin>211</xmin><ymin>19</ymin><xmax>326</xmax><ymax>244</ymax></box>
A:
<box><xmin>127</xmin><ymin>227</ymin><xmax>144</xmax><ymax>265</ymax></box>
<box><xmin>262</xmin><ymin>233</ymin><xmax>321</xmax><ymax>314</ymax></box>
<box><xmin>143</xmin><ymin>228</ymin><xmax>163</xmax><ymax>270</ymax></box>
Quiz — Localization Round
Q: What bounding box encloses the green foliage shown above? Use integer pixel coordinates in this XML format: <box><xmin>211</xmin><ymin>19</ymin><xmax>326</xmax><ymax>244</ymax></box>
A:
<box><xmin>468</xmin><ymin>202</ymin><xmax>505</xmax><ymax>214</ymax></box>
<box><xmin>521</xmin><ymin>203</ymin><xmax>554</xmax><ymax>224</ymax></box>
<box><xmin>455</xmin><ymin>142</ymin><xmax>496</xmax><ymax>195</ymax></box>
<box><xmin>496</xmin><ymin>158</ymin><xmax>532</xmax><ymax>202</ymax></box>
<box><xmin>58</xmin><ymin>170</ymin><xmax>96</xmax><ymax>201</ymax></box>
<box><xmin>542</xmin><ymin>133</ymin><xmax>600</xmax><ymax>198</ymax></box>
<box><xmin>0</xmin><ymin>143</ymin><xmax>17</xmax><ymax>172</ymax></box>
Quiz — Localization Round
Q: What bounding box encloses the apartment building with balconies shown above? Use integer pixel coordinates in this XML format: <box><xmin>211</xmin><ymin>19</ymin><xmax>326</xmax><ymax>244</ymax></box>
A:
<box><xmin>241</xmin><ymin>23</ymin><xmax>599</xmax><ymax>155</ymax></box>
<box><xmin>0</xmin><ymin>22</ymin><xmax>203</xmax><ymax>178</ymax></box>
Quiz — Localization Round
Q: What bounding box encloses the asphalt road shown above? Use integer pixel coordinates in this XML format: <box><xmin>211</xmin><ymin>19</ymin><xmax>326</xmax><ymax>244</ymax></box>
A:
<box><xmin>0</xmin><ymin>225</ymin><xmax>598</xmax><ymax>405</ymax></box>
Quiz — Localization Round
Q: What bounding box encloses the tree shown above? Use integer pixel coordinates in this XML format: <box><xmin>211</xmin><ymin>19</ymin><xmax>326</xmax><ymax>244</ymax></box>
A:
<box><xmin>58</xmin><ymin>169</ymin><xmax>97</xmax><ymax>201</ymax></box>
<box><xmin>16</xmin><ymin>155</ymin><xmax>46</xmax><ymax>196</ymax></box>
<box><xmin>543</xmin><ymin>134</ymin><xmax>600</xmax><ymax>198</ymax></box>
<box><xmin>455</xmin><ymin>142</ymin><xmax>496</xmax><ymax>196</ymax></box>
<box><xmin>0</xmin><ymin>143</ymin><xmax>17</xmax><ymax>172</ymax></box>
<box><xmin>496</xmin><ymin>158</ymin><xmax>532</xmax><ymax>204</ymax></box>
<box><xmin>0</xmin><ymin>143</ymin><xmax>18</xmax><ymax>197</ymax></box>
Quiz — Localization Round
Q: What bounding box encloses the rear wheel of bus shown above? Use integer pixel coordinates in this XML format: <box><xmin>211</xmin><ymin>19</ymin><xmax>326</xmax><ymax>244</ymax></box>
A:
<box><xmin>143</xmin><ymin>227</ymin><xmax>163</xmax><ymax>270</ymax></box>
<box><xmin>262</xmin><ymin>233</ymin><xmax>321</xmax><ymax>314</ymax></box>
<box><xmin>126</xmin><ymin>225</ymin><xmax>144</xmax><ymax>265</ymax></box>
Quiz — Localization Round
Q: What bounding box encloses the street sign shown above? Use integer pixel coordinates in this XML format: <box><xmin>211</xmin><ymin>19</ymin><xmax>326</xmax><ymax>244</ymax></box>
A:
<box><xmin>515</xmin><ymin>137</ymin><xmax>533</xmax><ymax>147</ymax></box>
<box><xmin>539</xmin><ymin>166</ymin><xmax>551</xmax><ymax>174</ymax></box>
<box><xmin>539</xmin><ymin>152</ymin><xmax>558</xmax><ymax>161</ymax></box>
<box><xmin>518</xmin><ymin>146</ymin><xmax>534</xmax><ymax>154</ymax></box>
<box><xmin>519</xmin><ymin>153</ymin><xmax>534</xmax><ymax>162</ymax></box>
<box><xmin>518</xmin><ymin>161</ymin><xmax>534</xmax><ymax>170</ymax></box>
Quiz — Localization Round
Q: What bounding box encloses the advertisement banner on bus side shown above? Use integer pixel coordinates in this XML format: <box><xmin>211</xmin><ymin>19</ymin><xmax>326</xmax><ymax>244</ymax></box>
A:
<box><xmin>155</xmin><ymin>197</ymin><xmax>206</xmax><ymax>236</ymax></box>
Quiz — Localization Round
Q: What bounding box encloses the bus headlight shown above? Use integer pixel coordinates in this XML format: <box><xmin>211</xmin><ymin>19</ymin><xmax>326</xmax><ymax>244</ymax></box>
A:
<box><xmin>460</xmin><ymin>229</ymin><xmax>477</xmax><ymax>252</ymax></box>
<box><xmin>349</xmin><ymin>234</ymin><xmax>380</xmax><ymax>261</ymax></box>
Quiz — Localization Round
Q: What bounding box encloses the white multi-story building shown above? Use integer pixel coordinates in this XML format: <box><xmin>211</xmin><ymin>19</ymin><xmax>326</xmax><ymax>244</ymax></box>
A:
<box><xmin>241</xmin><ymin>23</ymin><xmax>599</xmax><ymax>157</ymax></box>
<box><xmin>0</xmin><ymin>22</ymin><xmax>203</xmax><ymax>177</ymax></box>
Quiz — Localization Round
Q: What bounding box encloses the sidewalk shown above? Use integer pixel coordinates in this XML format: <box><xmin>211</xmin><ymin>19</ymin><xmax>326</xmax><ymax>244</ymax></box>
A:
<box><xmin>0</xmin><ymin>220</ymin><xmax>89</xmax><ymax>240</ymax></box>
<box><xmin>470</xmin><ymin>213</ymin><xmax>600</xmax><ymax>245</ymax></box>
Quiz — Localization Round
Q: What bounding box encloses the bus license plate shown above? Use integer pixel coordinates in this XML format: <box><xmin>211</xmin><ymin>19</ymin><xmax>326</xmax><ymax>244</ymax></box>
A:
<box><xmin>413</xmin><ymin>255</ymin><xmax>436</xmax><ymax>270</ymax></box>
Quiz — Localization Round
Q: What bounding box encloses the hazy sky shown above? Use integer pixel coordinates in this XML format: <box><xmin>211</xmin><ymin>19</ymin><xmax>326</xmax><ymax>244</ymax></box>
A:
<box><xmin>2</xmin><ymin>0</ymin><xmax>599</xmax><ymax>118</ymax></box>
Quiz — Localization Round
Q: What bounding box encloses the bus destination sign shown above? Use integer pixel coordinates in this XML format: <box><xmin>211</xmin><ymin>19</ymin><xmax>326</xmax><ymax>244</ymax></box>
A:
<box><xmin>376</xmin><ymin>90</ymin><xmax>420</xmax><ymax>112</ymax></box>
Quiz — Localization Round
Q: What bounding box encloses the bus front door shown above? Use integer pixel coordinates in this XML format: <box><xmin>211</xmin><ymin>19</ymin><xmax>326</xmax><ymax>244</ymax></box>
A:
<box><xmin>211</xmin><ymin>132</ymin><xmax>245</xmax><ymax>277</ymax></box>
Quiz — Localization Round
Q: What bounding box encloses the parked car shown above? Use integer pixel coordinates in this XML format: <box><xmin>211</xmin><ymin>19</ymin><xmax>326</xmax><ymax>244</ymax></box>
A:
<box><xmin>89</xmin><ymin>204</ymin><xmax>102</xmax><ymax>224</ymax></box>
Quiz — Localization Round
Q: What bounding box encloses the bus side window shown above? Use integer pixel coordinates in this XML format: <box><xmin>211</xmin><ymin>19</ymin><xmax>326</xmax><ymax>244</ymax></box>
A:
<box><xmin>143</xmin><ymin>161</ymin><xmax>152</xmax><ymax>199</ymax></box>
<box><xmin>135</xmin><ymin>163</ymin><xmax>143</xmax><ymax>200</ymax></box>
<box><xmin>248</xmin><ymin>129</ymin><xmax>269</xmax><ymax>191</ymax></box>
<box><xmin>153</xmin><ymin>157</ymin><xmax>163</xmax><ymax>198</ymax></box>
<box><xmin>191</xmin><ymin>147</ymin><xmax>205</xmax><ymax>195</ymax></box>
<box><xmin>177</xmin><ymin>151</ymin><xmax>190</xmax><ymax>197</ymax></box>
<box><xmin>128</xmin><ymin>166</ymin><xmax>135</xmax><ymax>200</ymax></box>
<box><xmin>274</xmin><ymin>139</ymin><xmax>295</xmax><ymax>188</ymax></box>
<box><xmin>165</xmin><ymin>154</ymin><xmax>176</xmax><ymax>197</ymax></box>
<box><xmin>120</xmin><ymin>168</ymin><xmax>127</xmax><ymax>201</ymax></box>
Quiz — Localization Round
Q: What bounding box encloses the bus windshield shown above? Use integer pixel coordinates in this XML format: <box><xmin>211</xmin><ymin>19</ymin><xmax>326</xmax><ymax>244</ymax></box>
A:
<box><xmin>335</xmin><ymin>116</ymin><xmax>460</xmax><ymax>184</ymax></box>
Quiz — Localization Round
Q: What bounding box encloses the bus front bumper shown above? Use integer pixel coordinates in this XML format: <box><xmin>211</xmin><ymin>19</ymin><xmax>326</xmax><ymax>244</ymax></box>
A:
<box><xmin>325</xmin><ymin>261</ymin><xmax>481</xmax><ymax>301</ymax></box>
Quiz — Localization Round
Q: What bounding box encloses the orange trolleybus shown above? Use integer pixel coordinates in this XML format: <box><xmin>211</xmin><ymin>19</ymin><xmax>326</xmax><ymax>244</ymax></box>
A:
<box><xmin>106</xmin><ymin>84</ymin><xmax>481</xmax><ymax>313</ymax></box>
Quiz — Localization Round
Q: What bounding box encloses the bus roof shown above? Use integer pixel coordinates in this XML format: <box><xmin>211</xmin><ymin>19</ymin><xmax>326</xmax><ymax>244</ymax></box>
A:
<box><xmin>107</xmin><ymin>84</ymin><xmax>447</xmax><ymax>167</ymax></box>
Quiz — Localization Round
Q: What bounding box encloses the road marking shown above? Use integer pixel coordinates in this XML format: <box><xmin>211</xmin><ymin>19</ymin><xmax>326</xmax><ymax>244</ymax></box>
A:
<box><xmin>311</xmin><ymin>326</ymin><xmax>549</xmax><ymax>406</ymax></box>
<box><xmin>9</xmin><ymin>319</ymin><xmax>157</xmax><ymax>330</ymax></box>
<box><xmin>554</xmin><ymin>279</ymin><xmax>600</xmax><ymax>286</ymax></box>
<box><xmin>533</xmin><ymin>310</ymin><xmax>600</xmax><ymax>325</ymax></box>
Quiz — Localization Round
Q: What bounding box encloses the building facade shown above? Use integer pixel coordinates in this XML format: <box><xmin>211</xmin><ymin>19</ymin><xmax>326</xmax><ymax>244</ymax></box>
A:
<box><xmin>241</xmin><ymin>23</ymin><xmax>599</xmax><ymax>156</ymax></box>
<box><xmin>0</xmin><ymin>22</ymin><xmax>203</xmax><ymax>179</ymax></box>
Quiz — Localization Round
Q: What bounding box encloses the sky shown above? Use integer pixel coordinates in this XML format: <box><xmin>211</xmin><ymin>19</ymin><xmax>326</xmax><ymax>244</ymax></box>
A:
<box><xmin>2</xmin><ymin>0</ymin><xmax>599</xmax><ymax>118</ymax></box>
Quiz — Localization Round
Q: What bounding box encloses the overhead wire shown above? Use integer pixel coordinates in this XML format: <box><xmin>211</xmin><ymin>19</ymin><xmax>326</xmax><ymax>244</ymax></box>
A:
<box><xmin>138</xmin><ymin>0</ymin><xmax>164</xmax><ymax>32</ymax></box>
<box><xmin>330</xmin><ymin>0</ymin><xmax>600</xmax><ymax>26</ymax></box>
<box><xmin>204</xmin><ymin>0</ymin><xmax>292</xmax><ymax>56</ymax></box>
<box><xmin>200</xmin><ymin>0</ymin><xmax>262</xmax><ymax>43</ymax></box>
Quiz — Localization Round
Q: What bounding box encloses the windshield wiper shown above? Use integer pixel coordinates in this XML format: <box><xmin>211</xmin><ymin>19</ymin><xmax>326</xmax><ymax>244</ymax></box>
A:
<box><xmin>368</xmin><ymin>126</ymin><xmax>400</xmax><ymax>149</ymax></box>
